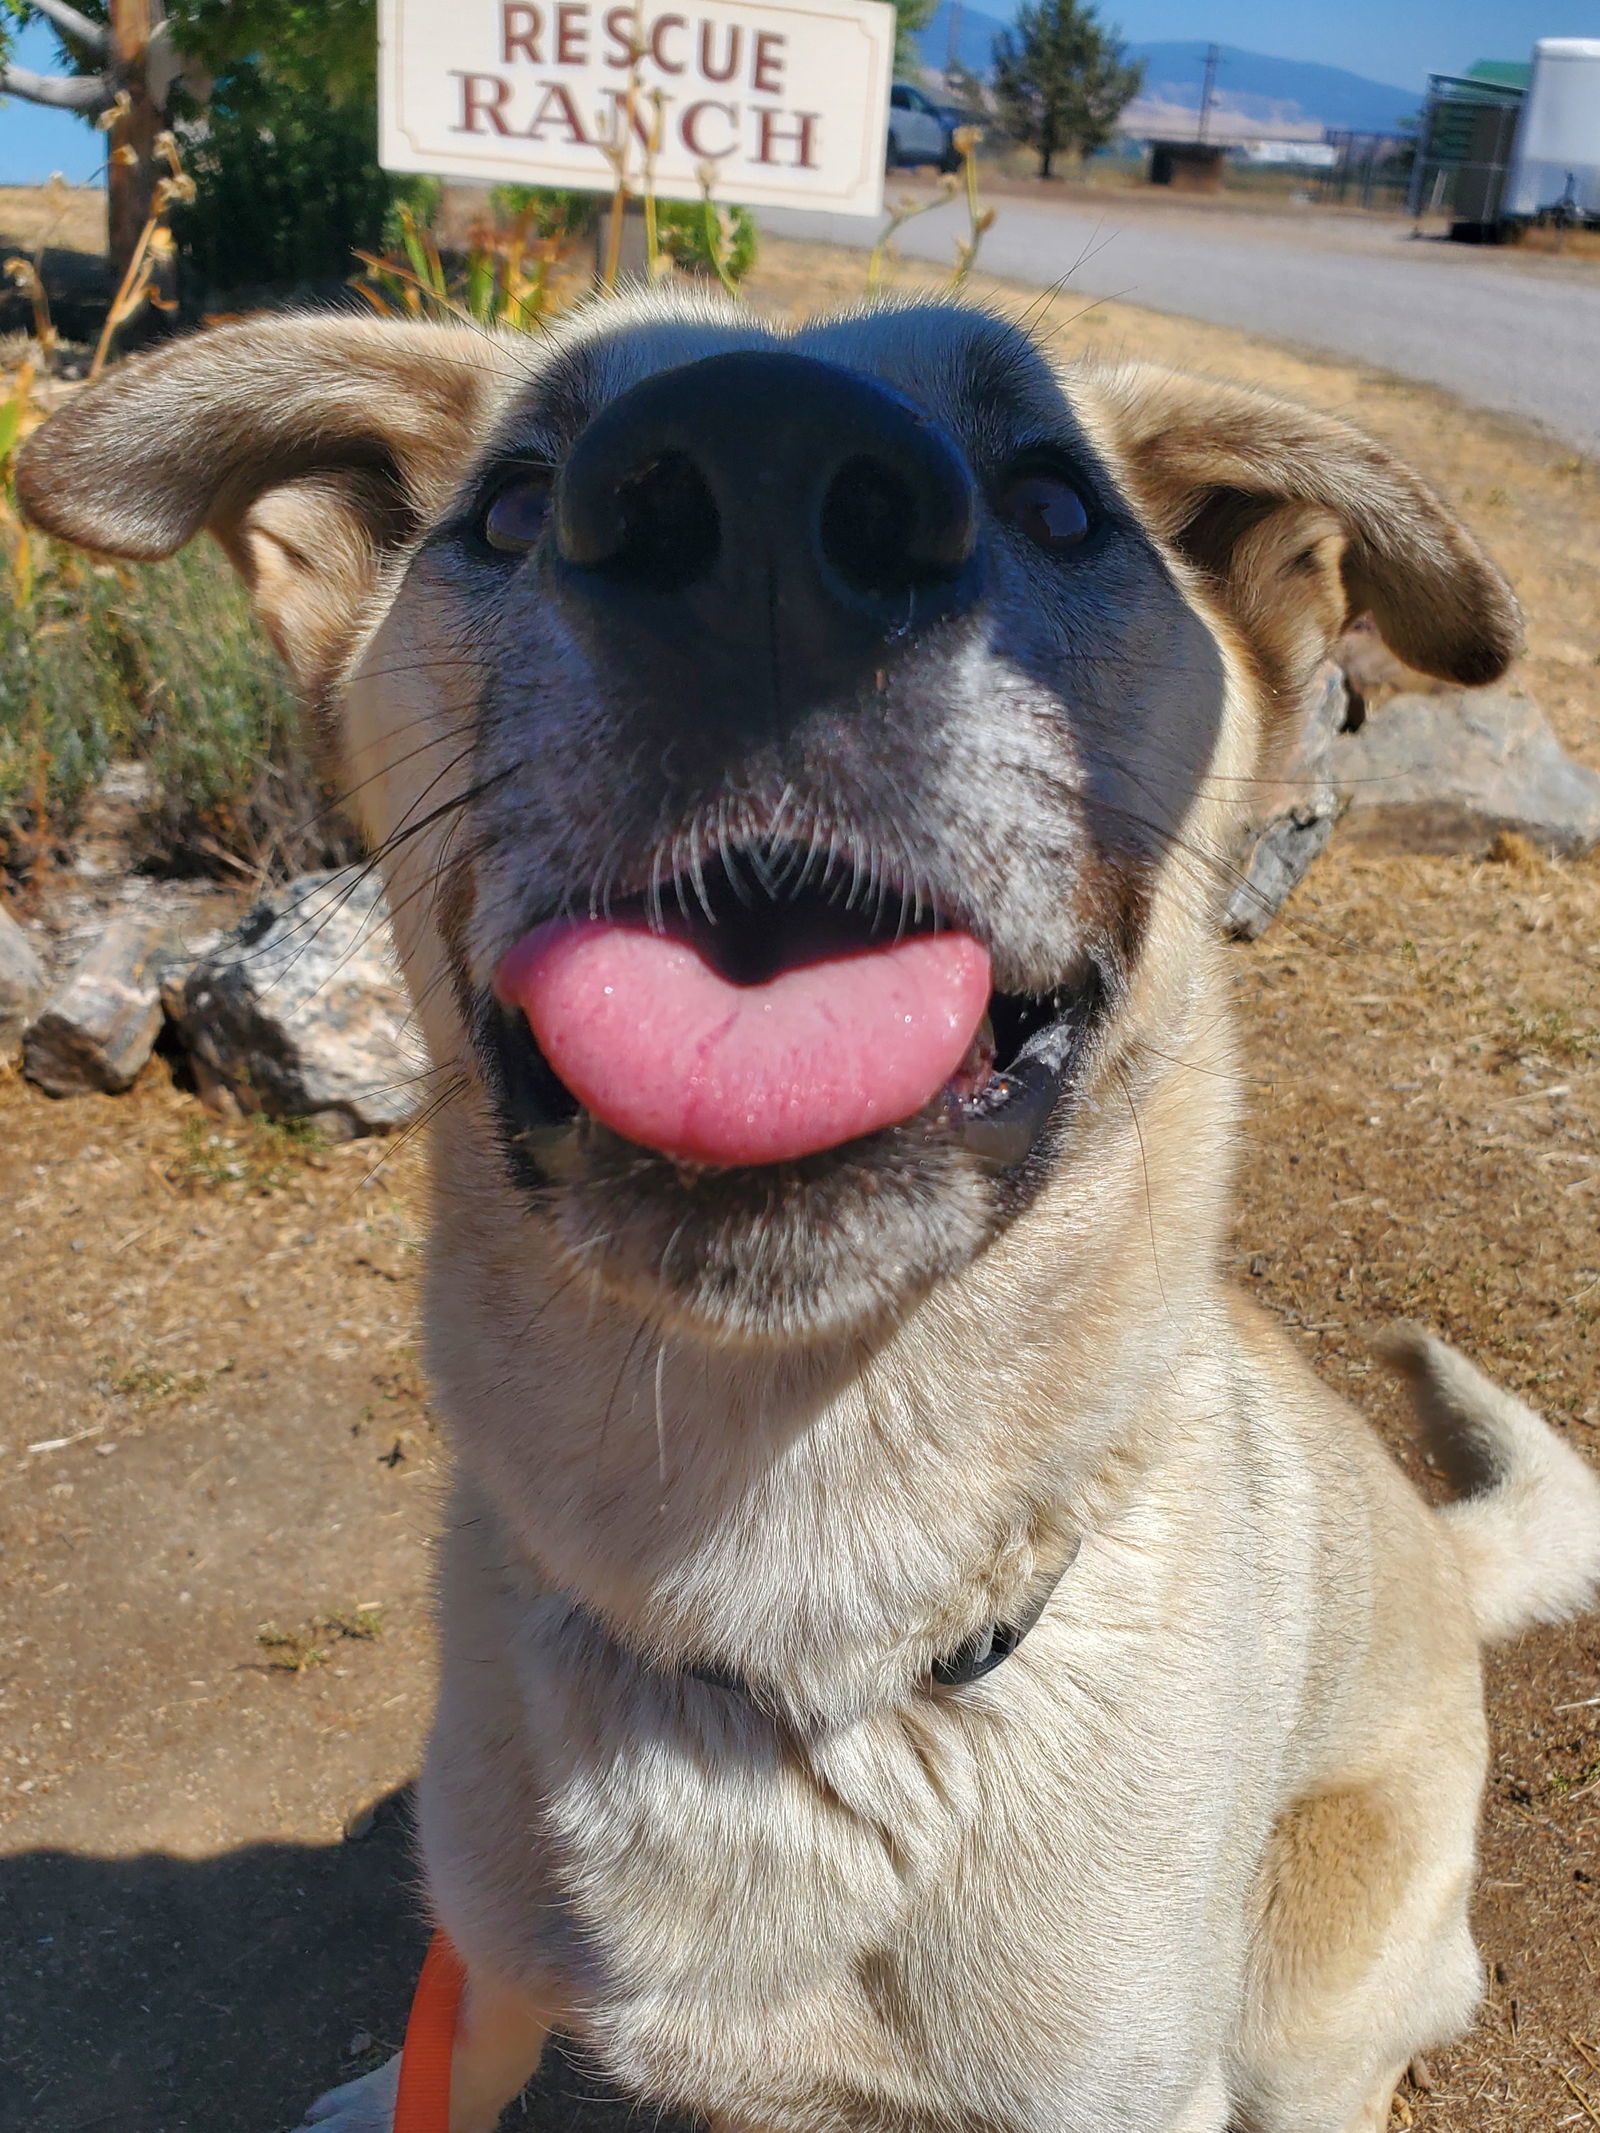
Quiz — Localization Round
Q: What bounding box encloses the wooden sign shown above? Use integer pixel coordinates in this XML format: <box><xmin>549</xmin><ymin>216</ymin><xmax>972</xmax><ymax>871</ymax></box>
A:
<box><xmin>378</xmin><ymin>0</ymin><xmax>897</xmax><ymax>215</ymax></box>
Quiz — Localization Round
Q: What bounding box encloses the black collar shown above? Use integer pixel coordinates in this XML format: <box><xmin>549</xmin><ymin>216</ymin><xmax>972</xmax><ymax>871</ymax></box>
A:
<box><xmin>686</xmin><ymin>1538</ymin><xmax>1080</xmax><ymax>1699</ymax></box>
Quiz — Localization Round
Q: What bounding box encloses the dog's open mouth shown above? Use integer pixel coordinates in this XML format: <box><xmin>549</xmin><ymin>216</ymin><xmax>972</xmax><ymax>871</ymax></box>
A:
<box><xmin>484</xmin><ymin>852</ymin><xmax>1097</xmax><ymax>1175</ymax></box>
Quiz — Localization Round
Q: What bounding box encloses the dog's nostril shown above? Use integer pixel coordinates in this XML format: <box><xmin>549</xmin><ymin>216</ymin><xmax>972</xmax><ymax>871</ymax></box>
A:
<box><xmin>819</xmin><ymin>456</ymin><xmax>920</xmax><ymax>597</ymax></box>
<box><xmin>602</xmin><ymin>452</ymin><xmax>720</xmax><ymax>593</ymax></box>
<box><xmin>819</xmin><ymin>438</ymin><xmax>976</xmax><ymax>604</ymax></box>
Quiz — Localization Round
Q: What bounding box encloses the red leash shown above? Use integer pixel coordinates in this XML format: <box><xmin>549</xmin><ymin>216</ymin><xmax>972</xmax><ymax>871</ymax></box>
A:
<box><xmin>393</xmin><ymin>1931</ymin><xmax>465</xmax><ymax>2133</ymax></box>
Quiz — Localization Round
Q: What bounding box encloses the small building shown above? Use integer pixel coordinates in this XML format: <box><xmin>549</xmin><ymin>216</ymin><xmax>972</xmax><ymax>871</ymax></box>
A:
<box><xmin>1408</xmin><ymin>60</ymin><xmax>1528</xmax><ymax>236</ymax></box>
<box><xmin>1147</xmin><ymin>139</ymin><xmax>1228</xmax><ymax>192</ymax></box>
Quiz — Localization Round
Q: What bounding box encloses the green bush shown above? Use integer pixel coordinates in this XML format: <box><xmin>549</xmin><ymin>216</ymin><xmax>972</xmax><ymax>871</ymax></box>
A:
<box><xmin>488</xmin><ymin>185</ymin><xmax>603</xmax><ymax>248</ymax></box>
<box><xmin>0</xmin><ymin>532</ymin><xmax>357</xmax><ymax>883</ymax></box>
<box><xmin>155</xmin><ymin>0</ymin><xmax>419</xmax><ymax>298</ymax></box>
<box><xmin>655</xmin><ymin>200</ymin><xmax>758</xmax><ymax>283</ymax></box>
<box><xmin>172</xmin><ymin>62</ymin><xmax>408</xmax><ymax>299</ymax></box>
<box><xmin>0</xmin><ymin>545</ymin><xmax>117</xmax><ymax>860</ymax></box>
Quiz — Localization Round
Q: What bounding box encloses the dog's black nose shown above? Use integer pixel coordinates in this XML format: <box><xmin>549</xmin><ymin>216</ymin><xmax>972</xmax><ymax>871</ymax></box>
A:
<box><xmin>550</xmin><ymin>351</ymin><xmax>981</xmax><ymax>735</ymax></box>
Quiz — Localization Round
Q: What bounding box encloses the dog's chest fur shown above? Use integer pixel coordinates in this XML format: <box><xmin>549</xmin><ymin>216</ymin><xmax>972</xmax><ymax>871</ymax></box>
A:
<box><xmin>423</xmin><ymin>1330</ymin><xmax>1330</xmax><ymax>2133</ymax></box>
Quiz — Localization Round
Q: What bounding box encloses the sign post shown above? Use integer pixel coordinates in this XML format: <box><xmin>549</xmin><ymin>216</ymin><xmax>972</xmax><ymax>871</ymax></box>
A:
<box><xmin>378</xmin><ymin>0</ymin><xmax>897</xmax><ymax>217</ymax></box>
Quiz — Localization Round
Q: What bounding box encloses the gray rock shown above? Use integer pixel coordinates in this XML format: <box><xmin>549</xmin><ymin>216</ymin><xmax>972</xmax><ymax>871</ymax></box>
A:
<box><xmin>1224</xmin><ymin>664</ymin><xmax>1349</xmax><ymax>940</ymax></box>
<box><xmin>0</xmin><ymin>902</ymin><xmax>47</xmax><ymax>1064</ymax></box>
<box><xmin>172</xmin><ymin>869</ymin><xmax>417</xmax><ymax>1135</ymax></box>
<box><xmin>1226</xmin><ymin>809</ymin><xmax>1339</xmax><ymax>939</ymax></box>
<box><xmin>1333</xmin><ymin>686</ymin><xmax>1600</xmax><ymax>857</ymax></box>
<box><xmin>22</xmin><ymin>914</ymin><xmax>174</xmax><ymax>1095</ymax></box>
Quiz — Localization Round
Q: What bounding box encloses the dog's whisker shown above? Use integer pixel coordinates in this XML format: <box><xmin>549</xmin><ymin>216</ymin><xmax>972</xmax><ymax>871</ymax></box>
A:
<box><xmin>686</xmin><ymin>839</ymin><xmax>715</xmax><ymax>927</ymax></box>
<box><xmin>1110</xmin><ymin>1055</ymin><xmax>1172</xmax><ymax>1324</ymax></box>
<box><xmin>341</xmin><ymin>1073</ymin><xmax>471</xmax><ymax>1202</ymax></box>
<box><xmin>652</xmin><ymin>1335</ymin><xmax>671</xmax><ymax>1497</ymax></box>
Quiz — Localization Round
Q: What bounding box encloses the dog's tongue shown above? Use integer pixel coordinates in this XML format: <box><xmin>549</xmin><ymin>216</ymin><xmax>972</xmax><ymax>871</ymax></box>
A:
<box><xmin>495</xmin><ymin>918</ymin><xmax>991</xmax><ymax>1167</ymax></box>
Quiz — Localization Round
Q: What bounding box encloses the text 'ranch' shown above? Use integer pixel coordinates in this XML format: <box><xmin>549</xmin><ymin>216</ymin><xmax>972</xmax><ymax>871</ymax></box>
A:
<box><xmin>464</xmin><ymin>4</ymin><xmax>816</xmax><ymax>167</ymax></box>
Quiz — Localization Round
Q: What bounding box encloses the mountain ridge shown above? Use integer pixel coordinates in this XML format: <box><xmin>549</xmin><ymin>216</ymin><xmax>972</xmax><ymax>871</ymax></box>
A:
<box><xmin>917</xmin><ymin>15</ymin><xmax>1421</xmax><ymax>138</ymax></box>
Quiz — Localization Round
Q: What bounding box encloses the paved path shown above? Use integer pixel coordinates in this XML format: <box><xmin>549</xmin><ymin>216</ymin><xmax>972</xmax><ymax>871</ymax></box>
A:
<box><xmin>761</xmin><ymin>195</ymin><xmax>1600</xmax><ymax>458</ymax></box>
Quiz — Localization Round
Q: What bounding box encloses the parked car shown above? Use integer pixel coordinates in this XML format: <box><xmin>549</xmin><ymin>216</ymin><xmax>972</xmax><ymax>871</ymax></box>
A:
<box><xmin>888</xmin><ymin>80</ymin><xmax>961</xmax><ymax>172</ymax></box>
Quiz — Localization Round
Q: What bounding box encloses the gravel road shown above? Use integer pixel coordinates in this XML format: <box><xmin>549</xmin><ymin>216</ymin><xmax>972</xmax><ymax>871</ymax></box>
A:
<box><xmin>761</xmin><ymin>193</ymin><xmax>1600</xmax><ymax>457</ymax></box>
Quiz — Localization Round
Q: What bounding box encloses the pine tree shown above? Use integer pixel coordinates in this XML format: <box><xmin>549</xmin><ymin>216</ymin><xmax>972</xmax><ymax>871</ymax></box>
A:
<box><xmin>992</xmin><ymin>0</ymin><xmax>1143</xmax><ymax>180</ymax></box>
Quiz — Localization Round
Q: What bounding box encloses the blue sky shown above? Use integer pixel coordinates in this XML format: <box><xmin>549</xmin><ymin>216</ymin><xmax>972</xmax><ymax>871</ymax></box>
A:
<box><xmin>4</xmin><ymin>21</ymin><xmax>109</xmax><ymax>184</ymax></box>
<box><xmin>1115</xmin><ymin>1</ymin><xmax>1600</xmax><ymax>91</ymax></box>
<box><xmin>4</xmin><ymin>2</ymin><xmax>1600</xmax><ymax>181</ymax></box>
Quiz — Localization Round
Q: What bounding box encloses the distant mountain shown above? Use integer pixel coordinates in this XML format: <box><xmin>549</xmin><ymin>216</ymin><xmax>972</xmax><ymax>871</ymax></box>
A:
<box><xmin>919</xmin><ymin>0</ymin><xmax>1011</xmax><ymax>82</ymax></box>
<box><xmin>915</xmin><ymin>16</ymin><xmax>1422</xmax><ymax>140</ymax></box>
<box><xmin>1125</xmin><ymin>42</ymin><xmax>1420</xmax><ymax>136</ymax></box>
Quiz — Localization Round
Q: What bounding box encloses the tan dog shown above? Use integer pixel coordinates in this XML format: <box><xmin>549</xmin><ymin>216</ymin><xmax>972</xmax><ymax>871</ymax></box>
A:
<box><xmin>21</xmin><ymin>294</ymin><xmax>1600</xmax><ymax>2133</ymax></box>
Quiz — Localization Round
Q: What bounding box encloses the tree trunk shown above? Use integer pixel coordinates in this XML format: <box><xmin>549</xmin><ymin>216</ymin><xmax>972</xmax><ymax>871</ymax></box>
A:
<box><xmin>106</xmin><ymin>0</ymin><xmax>163</xmax><ymax>289</ymax></box>
<box><xmin>1039</xmin><ymin>118</ymin><xmax>1055</xmax><ymax>180</ymax></box>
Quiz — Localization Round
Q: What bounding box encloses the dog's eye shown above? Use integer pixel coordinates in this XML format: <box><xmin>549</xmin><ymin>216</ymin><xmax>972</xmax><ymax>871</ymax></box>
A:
<box><xmin>998</xmin><ymin>470</ymin><xmax>1089</xmax><ymax>555</ymax></box>
<box><xmin>482</xmin><ymin>473</ymin><xmax>553</xmax><ymax>554</ymax></box>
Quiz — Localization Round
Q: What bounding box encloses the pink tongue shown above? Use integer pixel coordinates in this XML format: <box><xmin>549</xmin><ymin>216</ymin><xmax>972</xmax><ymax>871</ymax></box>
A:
<box><xmin>495</xmin><ymin>919</ymin><xmax>992</xmax><ymax>1167</ymax></box>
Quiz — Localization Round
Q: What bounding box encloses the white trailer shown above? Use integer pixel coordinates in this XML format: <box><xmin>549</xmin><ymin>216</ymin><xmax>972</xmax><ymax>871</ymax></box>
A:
<box><xmin>1505</xmin><ymin>37</ymin><xmax>1600</xmax><ymax>223</ymax></box>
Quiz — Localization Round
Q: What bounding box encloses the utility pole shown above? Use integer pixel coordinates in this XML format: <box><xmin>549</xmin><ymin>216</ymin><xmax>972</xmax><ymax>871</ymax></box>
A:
<box><xmin>1197</xmin><ymin>40</ymin><xmax>1220</xmax><ymax>143</ymax></box>
<box><xmin>946</xmin><ymin>0</ymin><xmax>963</xmax><ymax>80</ymax></box>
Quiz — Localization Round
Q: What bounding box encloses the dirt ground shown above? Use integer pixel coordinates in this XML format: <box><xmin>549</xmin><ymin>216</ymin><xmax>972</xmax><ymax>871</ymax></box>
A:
<box><xmin>2</xmin><ymin>234</ymin><xmax>1598</xmax><ymax>2131</ymax></box>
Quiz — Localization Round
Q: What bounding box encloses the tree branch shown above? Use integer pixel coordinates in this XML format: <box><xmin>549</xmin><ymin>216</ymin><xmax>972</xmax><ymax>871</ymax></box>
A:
<box><xmin>0</xmin><ymin>59</ymin><xmax>113</xmax><ymax>109</ymax></box>
<box><xmin>26</xmin><ymin>0</ymin><xmax>112</xmax><ymax>57</ymax></box>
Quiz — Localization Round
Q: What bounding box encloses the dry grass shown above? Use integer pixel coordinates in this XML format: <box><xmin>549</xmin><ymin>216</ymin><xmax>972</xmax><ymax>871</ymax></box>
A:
<box><xmin>0</xmin><ymin>182</ymin><xmax>105</xmax><ymax>259</ymax></box>
<box><xmin>1513</xmin><ymin>223</ymin><xmax>1600</xmax><ymax>262</ymax></box>
<box><xmin>256</xmin><ymin>1605</ymin><xmax>385</xmax><ymax>1674</ymax></box>
<box><xmin>166</xmin><ymin>1113</ymin><xmax>331</xmax><ymax>1197</ymax></box>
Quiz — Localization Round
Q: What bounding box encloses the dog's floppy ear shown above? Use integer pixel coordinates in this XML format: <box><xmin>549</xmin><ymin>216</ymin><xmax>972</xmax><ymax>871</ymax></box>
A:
<box><xmin>16</xmin><ymin>314</ymin><xmax>517</xmax><ymax>698</ymax></box>
<box><xmin>1084</xmin><ymin>367</ymin><xmax>1521</xmax><ymax>710</ymax></box>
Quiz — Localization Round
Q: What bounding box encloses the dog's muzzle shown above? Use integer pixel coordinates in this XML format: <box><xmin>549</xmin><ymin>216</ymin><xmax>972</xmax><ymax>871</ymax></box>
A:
<box><xmin>545</xmin><ymin>348</ymin><xmax>986</xmax><ymax>751</ymax></box>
